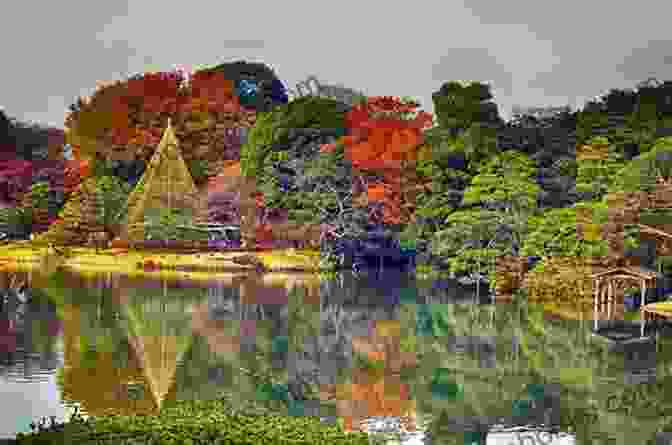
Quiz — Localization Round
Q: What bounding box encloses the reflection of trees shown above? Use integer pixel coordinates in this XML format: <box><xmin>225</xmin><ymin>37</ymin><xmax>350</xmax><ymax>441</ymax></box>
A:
<box><xmin>414</xmin><ymin>291</ymin><xmax>670</xmax><ymax>443</ymax></box>
<box><xmin>41</xmin><ymin>271</ymin><xmax>200</xmax><ymax>416</ymax></box>
<box><xmin>28</xmin><ymin>267</ymin><xmax>672</xmax><ymax>443</ymax></box>
<box><xmin>185</xmin><ymin>280</ymin><xmax>328</xmax><ymax>415</ymax></box>
<box><xmin>35</xmin><ymin>270</ymin><xmax>326</xmax><ymax>421</ymax></box>
<box><xmin>0</xmin><ymin>286</ymin><xmax>61</xmax><ymax>375</ymax></box>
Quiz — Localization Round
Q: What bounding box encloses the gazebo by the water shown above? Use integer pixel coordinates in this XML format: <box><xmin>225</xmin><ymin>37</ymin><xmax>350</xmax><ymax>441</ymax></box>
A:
<box><xmin>590</xmin><ymin>265</ymin><xmax>659</xmax><ymax>333</ymax></box>
<box><xmin>637</xmin><ymin>223</ymin><xmax>672</xmax><ymax>274</ymax></box>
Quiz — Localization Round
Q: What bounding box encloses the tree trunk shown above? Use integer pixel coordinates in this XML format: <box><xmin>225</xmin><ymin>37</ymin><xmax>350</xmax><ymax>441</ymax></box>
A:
<box><xmin>240</xmin><ymin>175</ymin><xmax>257</xmax><ymax>249</ymax></box>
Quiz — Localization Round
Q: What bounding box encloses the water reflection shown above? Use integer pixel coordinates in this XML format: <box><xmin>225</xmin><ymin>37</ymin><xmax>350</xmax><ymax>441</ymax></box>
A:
<box><xmin>0</xmin><ymin>286</ymin><xmax>62</xmax><ymax>383</ymax></box>
<box><xmin>0</xmin><ymin>267</ymin><xmax>670</xmax><ymax>444</ymax></box>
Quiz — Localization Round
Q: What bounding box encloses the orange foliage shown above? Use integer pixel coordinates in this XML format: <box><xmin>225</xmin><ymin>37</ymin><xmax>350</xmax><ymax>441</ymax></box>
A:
<box><xmin>63</xmin><ymin>159</ymin><xmax>91</xmax><ymax>196</ymax></box>
<box><xmin>67</xmin><ymin>69</ymin><xmax>245</xmax><ymax>151</ymax></box>
<box><xmin>367</xmin><ymin>183</ymin><xmax>386</xmax><ymax>202</ymax></box>
<box><xmin>255</xmin><ymin>223</ymin><xmax>274</xmax><ymax>244</ymax></box>
<box><xmin>255</xmin><ymin>192</ymin><xmax>265</xmax><ymax>209</ymax></box>
<box><xmin>345</xmin><ymin>127</ymin><xmax>421</xmax><ymax>170</ymax></box>
<box><xmin>340</xmin><ymin>97</ymin><xmax>431</xmax><ymax>225</ymax></box>
<box><xmin>319</xmin><ymin>144</ymin><xmax>332</xmax><ymax>153</ymax></box>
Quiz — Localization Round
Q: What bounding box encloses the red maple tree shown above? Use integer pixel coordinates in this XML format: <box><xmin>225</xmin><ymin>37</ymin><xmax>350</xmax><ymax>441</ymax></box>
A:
<box><xmin>339</xmin><ymin>96</ymin><xmax>432</xmax><ymax>225</ymax></box>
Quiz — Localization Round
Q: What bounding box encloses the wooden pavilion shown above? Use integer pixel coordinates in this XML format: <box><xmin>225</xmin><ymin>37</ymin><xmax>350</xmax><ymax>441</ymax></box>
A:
<box><xmin>637</xmin><ymin>223</ymin><xmax>672</xmax><ymax>273</ymax></box>
<box><xmin>633</xmin><ymin>223</ymin><xmax>672</xmax><ymax>336</ymax></box>
<box><xmin>590</xmin><ymin>266</ymin><xmax>659</xmax><ymax>333</ymax></box>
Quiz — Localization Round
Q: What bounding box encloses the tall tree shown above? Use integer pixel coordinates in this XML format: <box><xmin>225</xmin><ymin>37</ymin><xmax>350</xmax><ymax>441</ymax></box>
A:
<box><xmin>431</xmin><ymin>80</ymin><xmax>502</xmax><ymax>137</ymax></box>
<box><xmin>575</xmin><ymin>136</ymin><xmax>627</xmax><ymax>201</ymax></box>
<box><xmin>193</xmin><ymin>60</ymin><xmax>288</xmax><ymax>112</ymax></box>
<box><xmin>461</xmin><ymin>150</ymin><xmax>541</xmax><ymax>251</ymax></box>
<box><xmin>64</xmin><ymin>64</ymin><xmax>280</xmax><ymax>187</ymax></box>
<box><xmin>428</xmin><ymin>81</ymin><xmax>501</xmax><ymax>171</ymax></box>
<box><xmin>608</xmin><ymin>136</ymin><xmax>672</xmax><ymax>193</ymax></box>
<box><xmin>338</xmin><ymin>96</ymin><xmax>433</xmax><ymax>226</ymax></box>
<box><xmin>432</xmin><ymin>150</ymin><xmax>541</xmax><ymax>291</ymax></box>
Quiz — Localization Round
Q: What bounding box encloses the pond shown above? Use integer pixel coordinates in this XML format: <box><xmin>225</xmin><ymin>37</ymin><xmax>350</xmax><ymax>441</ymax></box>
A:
<box><xmin>1</xmin><ymin>266</ymin><xmax>672</xmax><ymax>444</ymax></box>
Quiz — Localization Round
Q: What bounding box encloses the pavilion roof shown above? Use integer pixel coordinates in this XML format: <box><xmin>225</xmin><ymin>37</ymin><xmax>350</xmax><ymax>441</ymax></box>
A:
<box><xmin>590</xmin><ymin>265</ymin><xmax>660</xmax><ymax>280</ymax></box>
<box><xmin>638</xmin><ymin>223</ymin><xmax>672</xmax><ymax>240</ymax></box>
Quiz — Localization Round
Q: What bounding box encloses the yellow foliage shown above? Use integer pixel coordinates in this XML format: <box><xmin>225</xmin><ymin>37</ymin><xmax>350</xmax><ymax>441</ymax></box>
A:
<box><xmin>522</xmin><ymin>256</ymin><xmax>598</xmax><ymax>302</ymax></box>
<box><xmin>375</xmin><ymin>320</ymin><xmax>401</xmax><ymax>337</ymax></box>
<box><xmin>583</xmin><ymin>223</ymin><xmax>602</xmax><ymax>241</ymax></box>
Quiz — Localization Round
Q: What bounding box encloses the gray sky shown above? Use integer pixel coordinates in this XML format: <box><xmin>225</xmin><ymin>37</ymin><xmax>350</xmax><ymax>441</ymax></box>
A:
<box><xmin>1</xmin><ymin>0</ymin><xmax>671</xmax><ymax>129</ymax></box>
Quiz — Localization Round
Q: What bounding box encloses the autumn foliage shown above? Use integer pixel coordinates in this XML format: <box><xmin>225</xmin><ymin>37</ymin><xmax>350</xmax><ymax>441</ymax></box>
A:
<box><xmin>65</xmin><ymin>69</ymin><xmax>251</xmax><ymax>166</ymax></box>
<box><xmin>0</xmin><ymin>158</ymin><xmax>32</xmax><ymax>204</ymax></box>
<box><xmin>0</xmin><ymin>155</ymin><xmax>89</xmax><ymax>208</ymax></box>
<box><xmin>64</xmin><ymin>159</ymin><xmax>91</xmax><ymax>196</ymax></box>
<box><xmin>366</xmin><ymin>183</ymin><xmax>387</xmax><ymax>202</ymax></box>
<box><xmin>337</xmin><ymin>96</ymin><xmax>432</xmax><ymax>224</ymax></box>
<box><xmin>343</xmin><ymin>96</ymin><xmax>432</xmax><ymax>170</ymax></box>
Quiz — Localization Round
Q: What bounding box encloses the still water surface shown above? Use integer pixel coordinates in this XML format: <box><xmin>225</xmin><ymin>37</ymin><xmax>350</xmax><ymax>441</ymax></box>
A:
<box><xmin>0</xmin><ymin>267</ymin><xmax>670</xmax><ymax>444</ymax></box>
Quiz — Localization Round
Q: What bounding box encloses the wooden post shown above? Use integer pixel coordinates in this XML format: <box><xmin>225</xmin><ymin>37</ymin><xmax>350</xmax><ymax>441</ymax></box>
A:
<box><xmin>593</xmin><ymin>278</ymin><xmax>599</xmax><ymax>332</ymax></box>
<box><xmin>607</xmin><ymin>281</ymin><xmax>613</xmax><ymax>323</ymax></box>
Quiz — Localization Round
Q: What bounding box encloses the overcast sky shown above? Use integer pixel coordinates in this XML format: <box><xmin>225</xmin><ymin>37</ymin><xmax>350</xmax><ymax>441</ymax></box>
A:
<box><xmin>1</xmin><ymin>0</ymin><xmax>671</xmax><ymax>129</ymax></box>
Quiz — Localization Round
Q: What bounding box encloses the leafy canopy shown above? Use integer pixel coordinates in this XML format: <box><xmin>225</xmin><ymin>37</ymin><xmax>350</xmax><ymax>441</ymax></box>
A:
<box><xmin>240</xmin><ymin>96</ymin><xmax>347</xmax><ymax>179</ymax></box>
<box><xmin>576</xmin><ymin>136</ymin><xmax>627</xmax><ymax>200</ymax></box>
<box><xmin>520</xmin><ymin>202</ymin><xmax>611</xmax><ymax>259</ymax></box>
<box><xmin>461</xmin><ymin>150</ymin><xmax>541</xmax><ymax>212</ymax></box>
<box><xmin>608</xmin><ymin>136</ymin><xmax>672</xmax><ymax>193</ymax></box>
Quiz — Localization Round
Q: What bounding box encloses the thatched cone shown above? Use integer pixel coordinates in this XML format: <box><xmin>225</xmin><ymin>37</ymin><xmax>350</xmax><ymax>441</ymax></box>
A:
<box><xmin>19</xmin><ymin>189</ymin><xmax>51</xmax><ymax>234</ymax></box>
<box><xmin>122</xmin><ymin>119</ymin><xmax>207</xmax><ymax>244</ymax></box>
<box><xmin>494</xmin><ymin>255</ymin><xmax>529</xmax><ymax>295</ymax></box>
<box><xmin>37</xmin><ymin>178</ymin><xmax>107</xmax><ymax>246</ymax></box>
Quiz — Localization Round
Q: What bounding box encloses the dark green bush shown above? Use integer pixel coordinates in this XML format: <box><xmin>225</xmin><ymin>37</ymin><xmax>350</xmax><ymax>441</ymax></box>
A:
<box><xmin>16</xmin><ymin>398</ymin><xmax>372</xmax><ymax>445</ymax></box>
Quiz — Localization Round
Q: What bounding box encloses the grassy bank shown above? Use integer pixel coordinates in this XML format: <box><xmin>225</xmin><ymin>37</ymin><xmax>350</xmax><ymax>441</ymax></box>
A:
<box><xmin>0</xmin><ymin>242</ymin><xmax>324</xmax><ymax>275</ymax></box>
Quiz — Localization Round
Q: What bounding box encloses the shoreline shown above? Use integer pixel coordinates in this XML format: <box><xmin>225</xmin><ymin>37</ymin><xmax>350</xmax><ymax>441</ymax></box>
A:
<box><xmin>0</xmin><ymin>242</ymin><xmax>326</xmax><ymax>275</ymax></box>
